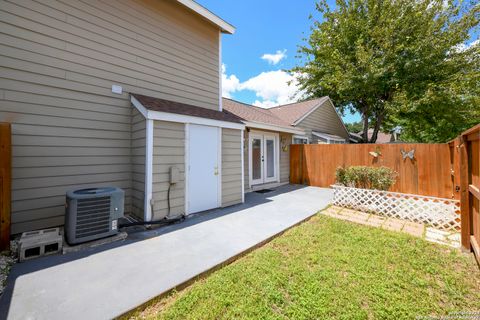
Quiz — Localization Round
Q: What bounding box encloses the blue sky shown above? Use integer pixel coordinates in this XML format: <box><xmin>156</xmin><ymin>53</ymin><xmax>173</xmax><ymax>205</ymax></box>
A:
<box><xmin>196</xmin><ymin>0</ymin><xmax>362</xmax><ymax>124</ymax></box>
<box><xmin>196</xmin><ymin>1</ymin><xmax>478</xmax><ymax>124</ymax></box>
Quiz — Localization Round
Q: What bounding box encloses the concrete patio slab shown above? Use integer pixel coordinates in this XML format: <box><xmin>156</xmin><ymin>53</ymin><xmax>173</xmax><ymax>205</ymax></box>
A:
<box><xmin>0</xmin><ymin>185</ymin><xmax>332</xmax><ymax>320</ymax></box>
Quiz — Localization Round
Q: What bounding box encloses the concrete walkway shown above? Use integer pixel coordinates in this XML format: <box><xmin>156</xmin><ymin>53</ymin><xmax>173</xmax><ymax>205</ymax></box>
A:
<box><xmin>322</xmin><ymin>206</ymin><xmax>461</xmax><ymax>248</ymax></box>
<box><xmin>0</xmin><ymin>185</ymin><xmax>332</xmax><ymax>320</ymax></box>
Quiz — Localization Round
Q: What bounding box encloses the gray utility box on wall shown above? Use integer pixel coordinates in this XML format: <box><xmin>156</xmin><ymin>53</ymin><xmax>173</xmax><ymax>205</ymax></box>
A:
<box><xmin>65</xmin><ymin>187</ymin><xmax>124</xmax><ymax>245</ymax></box>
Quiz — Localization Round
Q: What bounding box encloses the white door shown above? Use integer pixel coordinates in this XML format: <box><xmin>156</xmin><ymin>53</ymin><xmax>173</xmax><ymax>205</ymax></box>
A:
<box><xmin>187</xmin><ymin>124</ymin><xmax>220</xmax><ymax>214</ymax></box>
<box><xmin>249</xmin><ymin>132</ymin><xmax>278</xmax><ymax>186</ymax></box>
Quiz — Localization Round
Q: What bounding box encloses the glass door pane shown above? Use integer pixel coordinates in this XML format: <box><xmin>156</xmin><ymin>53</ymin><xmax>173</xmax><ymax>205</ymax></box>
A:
<box><xmin>251</xmin><ymin>138</ymin><xmax>262</xmax><ymax>181</ymax></box>
<box><xmin>265</xmin><ymin>139</ymin><xmax>275</xmax><ymax>178</ymax></box>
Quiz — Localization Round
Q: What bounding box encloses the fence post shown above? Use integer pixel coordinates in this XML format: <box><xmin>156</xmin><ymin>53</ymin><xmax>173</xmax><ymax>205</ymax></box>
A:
<box><xmin>0</xmin><ymin>123</ymin><xmax>11</xmax><ymax>251</ymax></box>
<box><xmin>459</xmin><ymin>135</ymin><xmax>471</xmax><ymax>251</ymax></box>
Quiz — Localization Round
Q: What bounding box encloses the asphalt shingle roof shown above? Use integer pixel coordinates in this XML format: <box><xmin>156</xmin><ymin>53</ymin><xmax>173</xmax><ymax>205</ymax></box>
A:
<box><xmin>132</xmin><ymin>94</ymin><xmax>243</xmax><ymax>124</ymax></box>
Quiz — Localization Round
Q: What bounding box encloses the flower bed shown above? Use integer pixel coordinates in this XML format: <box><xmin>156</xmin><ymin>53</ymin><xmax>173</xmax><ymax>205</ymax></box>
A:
<box><xmin>331</xmin><ymin>185</ymin><xmax>460</xmax><ymax>231</ymax></box>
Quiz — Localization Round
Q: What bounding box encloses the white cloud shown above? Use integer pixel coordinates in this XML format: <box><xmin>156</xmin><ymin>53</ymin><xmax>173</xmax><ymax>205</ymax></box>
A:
<box><xmin>221</xmin><ymin>64</ymin><xmax>304</xmax><ymax>108</ymax></box>
<box><xmin>221</xmin><ymin>64</ymin><xmax>240</xmax><ymax>98</ymax></box>
<box><xmin>261</xmin><ymin>49</ymin><xmax>287</xmax><ymax>65</ymax></box>
<box><xmin>239</xmin><ymin>70</ymin><xmax>304</xmax><ymax>108</ymax></box>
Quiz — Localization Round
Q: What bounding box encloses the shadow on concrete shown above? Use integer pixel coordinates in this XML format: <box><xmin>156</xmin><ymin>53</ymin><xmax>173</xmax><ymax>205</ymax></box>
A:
<box><xmin>0</xmin><ymin>184</ymin><xmax>307</xmax><ymax>318</ymax></box>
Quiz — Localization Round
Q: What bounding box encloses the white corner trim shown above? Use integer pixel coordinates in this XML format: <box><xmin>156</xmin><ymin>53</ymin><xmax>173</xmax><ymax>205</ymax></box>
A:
<box><xmin>219</xmin><ymin>30</ymin><xmax>223</xmax><ymax>112</ymax></box>
<box><xmin>176</xmin><ymin>0</ymin><xmax>235</xmax><ymax>34</ymax></box>
<box><xmin>240</xmin><ymin>129</ymin><xmax>245</xmax><ymax>203</ymax></box>
<box><xmin>184</xmin><ymin>123</ymin><xmax>190</xmax><ymax>215</ymax></box>
<box><xmin>217</xmin><ymin>127</ymin><xmax>222</xmax><ymax>207</ymax></box>
<box><xmin>244</xmin><ymin>121</ymin><xmax>305</xmax><ymax>135</ymax></box>
<box><xmin>144</xmin><ymin>119</ymin><xmax>154</xmax><ymax>222</ymax></box>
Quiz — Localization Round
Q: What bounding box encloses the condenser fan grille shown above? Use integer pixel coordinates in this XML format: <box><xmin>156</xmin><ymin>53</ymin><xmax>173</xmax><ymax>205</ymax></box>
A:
<box><xmin>75</xmin><ymin>196</ymin><xmax>111</xmax><ymax>238</ymax></box>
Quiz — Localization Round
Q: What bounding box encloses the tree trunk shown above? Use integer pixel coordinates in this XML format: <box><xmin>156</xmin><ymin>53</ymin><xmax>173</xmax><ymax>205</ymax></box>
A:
<box><xmin>369</xmin><ymin>114</ymin><xmax>384</xmax><ymax>143</ymax></box>
<box><xmin>362</xmin><ymin>113</ymin><xmax>369</xmax><ymax>143</ymax></box>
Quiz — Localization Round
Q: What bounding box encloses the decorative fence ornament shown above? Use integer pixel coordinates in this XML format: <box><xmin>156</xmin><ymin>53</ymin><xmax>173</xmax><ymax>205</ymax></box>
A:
<box><xmin>332</xmin><ymin>185</ymin><xmax>460</xmax><ymax>231</ymax></box>
<box><xmin>400</xmin><ymin>148</ymin><xmax>415</xmax><ymax>160</ymax></box>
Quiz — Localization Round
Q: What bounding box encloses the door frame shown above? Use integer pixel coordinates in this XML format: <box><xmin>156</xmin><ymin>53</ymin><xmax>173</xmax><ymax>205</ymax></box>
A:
<box><xmin>248</xmin><ymin>130</ymin><xmax>280</xmax><ymax>187</ymax></box>
<box><xmin>185</xmin><ymin>123</ymin><xmax>222</xmax><ymax>215</ymax></box>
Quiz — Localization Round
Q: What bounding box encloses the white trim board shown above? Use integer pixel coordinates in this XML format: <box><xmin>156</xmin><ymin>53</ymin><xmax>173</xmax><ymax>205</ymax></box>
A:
<box><xmin>131</xmin><ymin>95</ymin><xmax>245</xmax><ymax>130</ymax></box>
<box><xmin>184</xmin><ymin>123</ymin><xmax>190</xmax><ymax>215</ymax></box>
<box><xmin>240</xmin><ymin>129</ymin><xmax>245</xmax><ymax>203</ymax></box>
<box><xmin>176</xmin><ymin>0</ymin><xmax>235</xmax><ymax>34</ymax></box>
<box><xmin>217</xmin><ymin>127</ymin><xmax>222</xmax><ymax>208</ymax></box>
<box><xmin>144</xmin><ymin>119</ymin><xmax>154</xmax><ymax>222</ymax></box>
<box><xmin>244</xmin><ymin>121</ymin><xmax>305</xmax><ymax>135</ymax></box>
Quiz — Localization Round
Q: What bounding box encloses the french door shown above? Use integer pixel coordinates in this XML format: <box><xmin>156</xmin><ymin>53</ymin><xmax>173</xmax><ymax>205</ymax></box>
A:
<box><xmin>250</xmin><ymin>132</ymin><xmax>278</xmax><ymax>186</ymax></box>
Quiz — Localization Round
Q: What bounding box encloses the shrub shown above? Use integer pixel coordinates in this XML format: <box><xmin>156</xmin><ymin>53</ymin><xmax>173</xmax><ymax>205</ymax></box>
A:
<box><xmin>335</xmin><ymin>166</ymin><xmax>396</xmax><ymax>191</ymax></box>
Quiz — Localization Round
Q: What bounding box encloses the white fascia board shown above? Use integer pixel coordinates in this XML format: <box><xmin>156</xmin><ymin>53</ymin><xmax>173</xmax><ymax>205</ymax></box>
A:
<box><xmin>176</xmin><ymin>0</ymin><xmax>235</xmax><ymax>34</ymax></box>
<box><xmin>131</xmin><ymin>95</ymin><xmax>245</xmax><ymax>130</ymax></box>
<box><xmin>244</xmin><ymin>121</ymin><xmax>305</xmax><ymax>135</ymax></box>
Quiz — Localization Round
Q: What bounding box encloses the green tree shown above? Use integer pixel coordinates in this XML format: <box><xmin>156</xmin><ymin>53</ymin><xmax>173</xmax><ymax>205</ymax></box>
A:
<box><xmin>293</xmin><ymin>0</ymin><xmax>479</xmax><ymax>143</ymax></box>
<box><xmin>344</xmin><ymin>121</ymin><xmax>364</xmax><ymax>133</ymax></box>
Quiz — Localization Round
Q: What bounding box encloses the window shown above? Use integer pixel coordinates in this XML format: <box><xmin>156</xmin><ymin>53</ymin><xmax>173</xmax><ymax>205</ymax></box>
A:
<box><xmin>292</xmin><ymin>135</ymin><xmax>309</xmax><ymax>144</ymax></box>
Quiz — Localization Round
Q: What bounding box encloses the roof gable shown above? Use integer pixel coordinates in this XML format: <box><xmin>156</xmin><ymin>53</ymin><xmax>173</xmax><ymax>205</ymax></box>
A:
<box><xmin>268</xmin><ymin>98</ymin><xmax>328</xmax><ymax>125</ymax></box>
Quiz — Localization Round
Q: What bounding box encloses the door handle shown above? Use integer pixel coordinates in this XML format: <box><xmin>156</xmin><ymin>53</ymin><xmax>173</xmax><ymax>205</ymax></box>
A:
<box><xmin>214</xmin><ymin>166</ymin><xmax>219</xmax><ymax>176</ymax></box>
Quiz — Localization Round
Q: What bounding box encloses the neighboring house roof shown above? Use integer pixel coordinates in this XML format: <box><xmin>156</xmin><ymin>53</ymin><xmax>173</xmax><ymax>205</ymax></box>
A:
<box><xmin>268</xmin><ymin>98</ymin><xmax>329</xmax><ymax>125</ymax></box>
<box><xmin>349</xmin><ymin>132</ymin><xmax>363</xmax><ymax>143</ymax></box>
<box><xmin>358</xmin><ymin>129</ymin><xmax>393</xmax><ymax>143</ymax></box>
<box><xmin>133</xmin><ymin>94</ymin><xmax>243</xmax><ymax>123</ymax></box>
<box><xmin>222</xmin><ymin>97</ymin><xmax>350</xmax><ymax>136</ymax></box>
<box><xmin>176</xmin><ymin>0</ymin><xmax>235</xmax><ymax>34</ymax></box>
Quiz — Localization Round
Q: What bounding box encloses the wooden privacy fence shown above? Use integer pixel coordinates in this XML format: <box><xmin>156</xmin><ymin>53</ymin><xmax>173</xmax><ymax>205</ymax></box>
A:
<box><xmin>453</xmin><ymin>124</ymin><xmax>479</xmax><ymax>260</ymax></box>
<box><xmin>290</xmin><ymin>143</ymin><xmax>457</xmax><ymax>199</ymax></box>
<box><xmin>0</xmin><ymin>123</ymin><xmax>11</xmax><ymax>251</ymax></box>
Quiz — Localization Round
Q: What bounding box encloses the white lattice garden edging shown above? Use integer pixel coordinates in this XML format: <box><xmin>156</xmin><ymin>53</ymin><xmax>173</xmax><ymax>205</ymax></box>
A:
<box><xmin>331</xmin><ymin>185</ymin><xmax>461</xmax><ymax>231</ymax></box>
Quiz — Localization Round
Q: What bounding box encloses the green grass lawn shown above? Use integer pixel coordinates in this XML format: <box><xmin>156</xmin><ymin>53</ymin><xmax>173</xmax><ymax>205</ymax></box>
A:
<box><xmin>126</xmin><ymin>214</ymin><xmax>480</xmax><ymax>320</ymax></box>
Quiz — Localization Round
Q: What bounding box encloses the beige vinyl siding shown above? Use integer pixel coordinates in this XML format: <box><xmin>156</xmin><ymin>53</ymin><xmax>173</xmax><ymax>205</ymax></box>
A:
<box><xmin>131</xmin><ymin>108</ymin><xmax>145</xmax><ymax>219</ymax></box>
<box><xmin>279</xmin><ymin>133</ymin><xmax>292</xmax><ymax>183</ymax></box>
<box><xmin>1</xmin><ymin>0</ymin><xmax>220</xmax><ymax>233</ymax></box>
<box><xmin>152</xmin><ymin>120</ymin><xmax>185</xmax><ymax>220</ymax></box>
<box><xmin>221</xmin><ymin>128</ymin><xmax>242</xmax><ymax>207</ymax></box>
<box><xmin>296</xmin><ymin>100</ymin><xmax>349</xmax><ymax>143</ymax></box>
